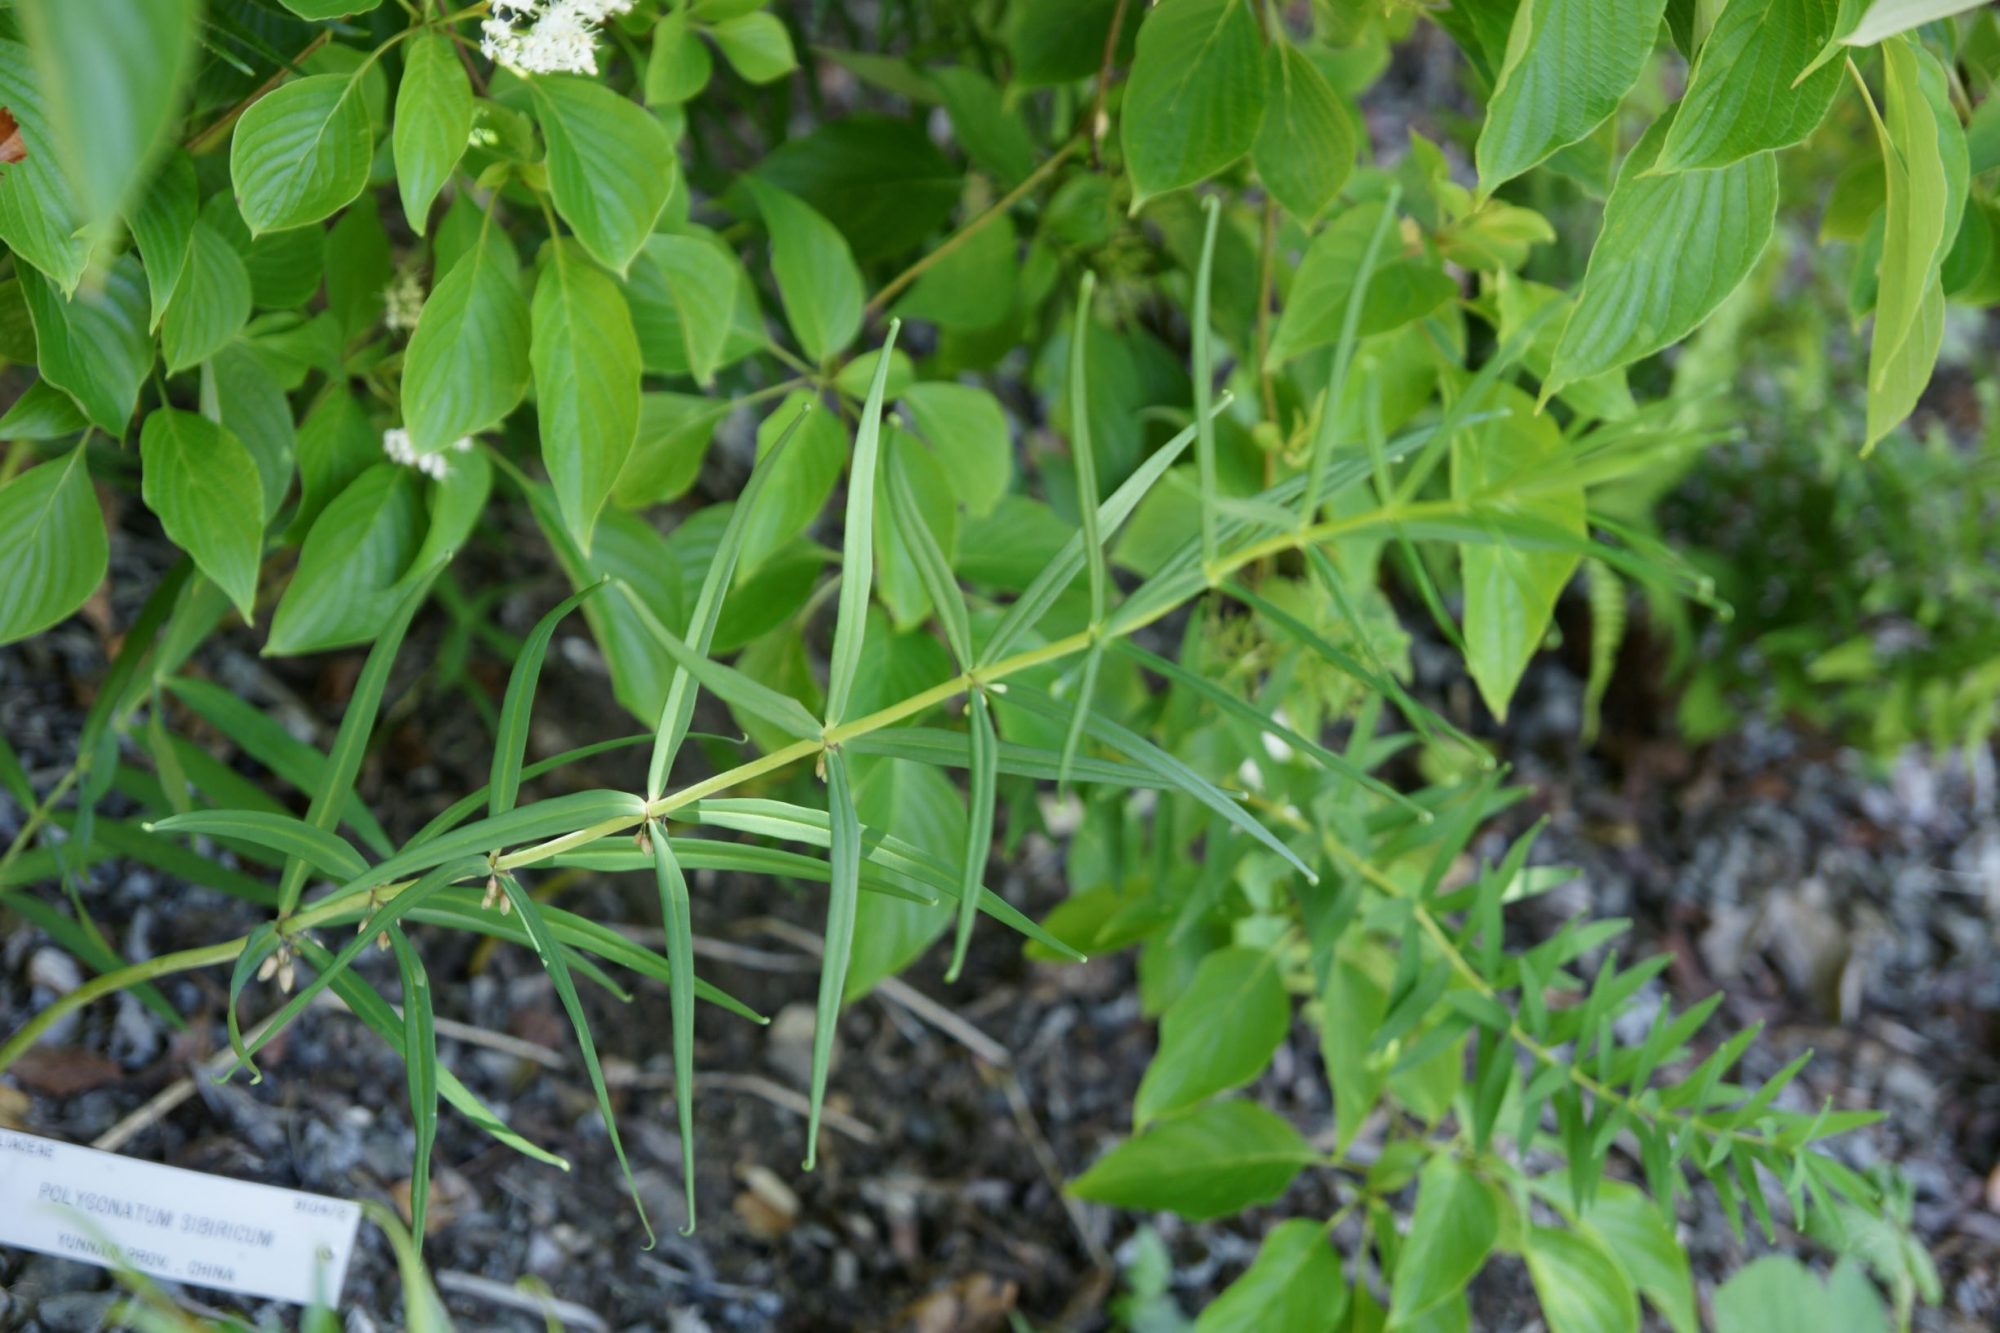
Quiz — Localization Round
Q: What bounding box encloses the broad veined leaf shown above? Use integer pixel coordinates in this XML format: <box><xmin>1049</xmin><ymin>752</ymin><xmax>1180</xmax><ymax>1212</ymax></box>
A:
<box><xmin>203</xmin><ymin>343</ymin><xmax>295</xmax><ymax>524</ymax></box>
<box><xmin>393</xmin><ymin>32</ymin><xmax>473</xmax><ymax>235</ymax></box>
<box><xmin>128</xmin><ymin>149</ymin><xmax>198</xmax><ymax>328</ymax></box>
<box><xmin>0</xmin><ymin>447</ymin><xmax>107</xmax><ymax>646</ymax></box>
<box><xmin>534</xmin><ymin>240</ymin><xmax>644</xmax><ymax>551</ymax></box>
<box><xmin>160</xmin><ymin>222</ymin><xmax>252</xmax><ymax>373</ymax></box>
<box><xmin>755</xmin><ymin>115</ymin><xmax>961</xmax><ymax>261</ymax></box>
<box><xmin>1864</xmin><ymin>38</ymin><xmax>1967</xmax><ymax>449</ymax></box>
<box><xmin>0</xmin><ymin>380</ymin><xmax>88</xmax><ymax>439</ymax></box>
<box><xmin>1253</xmin><ymin>40</ymin><xmax>1358</xmax><ymax>222</ymax></box>
<box><xmin>291</xmin><ymin>388</ymin><xmax>380</xmax><ymax>540</ymax></box>
<box><xmin>1265</xmin><ymin>203</ymin><xmax>1457</xmax><ymax>368</ymax></box>
<box><xmin>0</xmin><ymin>39</ymin><xmax>91</xmax><ymax>290</ymax></box>
<box><xmin>139</xmin><ymin>409</ymin><xmax>265</xmax><ymax>621</ymax></box>
<box><xmin>1134</xmin><ymin>945</ymin><xmax>1290</xmax><ymax>1126</ymax></box>
<box><xmin>1581</xmin><ymin>1182</ymin><xmax>1698</xmax><ymax>1333</ymax></box>
<box><xmin>529</xmin><ymin>73</ymin><xmax>678</xmax><ymax>274</ymax></box>
<box><xmin>18</xmin><ymin>0</ymin><xmax>195</xmax><ymax>240</ymax></box>
<box><xmin>403</xmin><ymin>224</ymin><xmax>531</xmax><ymax>455</ymax></box>
<box><xmin>614</xmin><ymin>392</ymin><xmax>731</xmax><ymax>508</ymax></box>
<box><xmin>1656</xmin><ymin>0</ymin><xmax>1844</xmax><ymax>171</ymax></box>
<box><xmin>645</xmin><ymin>10</ymin><xmax>713</xmax><ymax>104</ymax></box>
<box><xmin>742</xmin><ymin>176</ymin><xmax>863</xmax><ymax>364</ymax></box>
<box><xmin>897</xmin><ymin>381</ymin><xmax>1013</xmax><ymax>517</ymax></box>
<box><xmin>1546</xmin><ymin>119</ymin><xmax>1778</xmax><ymax>393</ymax></box>
<box><xmin>1069</xmin><ymin>1099</ymin><xmax>1316</xmax><ymax>1221</ymax></box>
<box><xmin>1121</xmin><ymin>0</ymin><xmax>1267</xmax><ymax>206</ymax></box>
<box><xmin>1525</xmin><ymin>1225</ymin><xmax>1640</xmax><ymax>1333</ymax></box>
<box><xmin>1475</xmin><ymin>0</ymin><xmax>1669</xmax><ymax>190</ymax></box>
<box><xmin>17</xmin><ymin>256</ymin><xmax>151</xmax><ymax>435</ymax></box>
<box><xmin>266</xmin><ymin>465</ymin><xmax>424</xmax><ymax>655</ymax></box>
<box><xmin>930</xmin><ymin>66</ymin><xmax>1035</xmax><ymax>185</ymax></box>
<box><xmin>230</xmin><ymin>73</ymin><xmax>374</xmax><ymax>234</ymax></box>
<box><xmin>730</xmin><ymin>391</ymin><xmax>843</xmax><ymax>575</ymax></box>
<box><xmin>711</xmin><ymin>12</ymin><xmax>797</xmax><ymax>83</ymax></box>
<box><xmin>1193</xmin><ymin>1218</ymin><xmax>1347</xmax><ymax>1333</ymax></box>
<box><xmin>1845</xmin><ymin>0</ymin><xmax>1991</xmax><ymax>45</ymax></box>
<box><xmin>1388</xmin><ymin>1156</ymin><xmax>1501</xmax><ymax>1323</ymax></box>
<box><xmin>1713</xmin><ymin>1257</ymin><xmax>1889</xmax><ymax>1333</ymax></box>
<box><xmin>1008</xmin><ymin>0</ymin><xmax>1141</xmax><ymax>86</ymax></box>
<box><xmin>1453</xmin><ymin>385</ymin><xmax>1584</xmax><ymax>720</ymax></box>
<box><xmin>641</xmin><ymin>233</ymin><xmax>736</xmax><ymax>386</ymax></box>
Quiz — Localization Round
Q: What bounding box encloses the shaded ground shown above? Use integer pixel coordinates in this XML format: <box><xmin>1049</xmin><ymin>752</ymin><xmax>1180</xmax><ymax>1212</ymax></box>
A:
<box><xmin>3</xmin><ymin>527</ymin><xmax>1999</xmax><ymax>1331</ymax></box>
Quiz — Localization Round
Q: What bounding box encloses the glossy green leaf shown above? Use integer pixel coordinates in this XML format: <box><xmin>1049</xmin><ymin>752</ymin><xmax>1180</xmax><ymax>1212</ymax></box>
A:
<box><xmin>1135</xmin><ymin>945</ymin><xmax>1290</xmax><ymax>1126</ymax></box>
<box><xmin>1121</xmin><ymin>0</ymin><xmax>1267</xmax><ymax>206</ymax></box>
<box><xmin>530</xmin><ymin>73</ymin><xmax>678</xmax><ymax>273</ymax></box>
<box><xmin>826</xmin><ymin>321</ymin><xmax>902</xmax><ymax>724</ymax></box>
<box><xmin>403</xmin><ymin>223</ymin><xmax>532</xmax><ymax>456</ymax></box>
<box><xmin>138</xmin><ymin>410</ymin><xmax>264</xmax><ymax>621</ymax></box>
<box><xmin>743</xmin><ymin>176</ymin><xmax>864</xmax><ymax>365</ymax></box>
<box><xmin>1253</xmin><ymin>41</ymin><xmax>1357</xmax><ymax>221</ymax></box>
<box><xmin>1008</xmin><ymin>0</ymin><xmax>1140</xmax><ymax>85</ymax></box>
<box><xmin>1546</xmin><ymin>121</ymin><xmax>1778</xmax><ymax>394</ymax></box>
<box><xmin>1193</xmin><ymin>1218</ymin><xmax>1346</xmax><ymax>1333</ymax></box>
<box><xmin>0</xmin><ymin>448</ymin><xmax>107</xmax><ymax>647</ymax></box>
<box><xmin>1476</xmin><ymin>0</ymin><xmax>1668</xmax><ymax>190</ymax></box>
<box><xmin>230</xmin><ymin>73</ymin><xmax>374</xmax><ymax>235</ymax></box>
<box><xmin>393</xmin><ymin>33</ymin><xmax>473</xmax><ymax>235</ymax></box>
<box><xmin>1389</xmin><ymin>1157</ymin><xmax>1501</xmax><ymax>1323</ymax></box>
<box><xmin>1069</xmin><ymin>1099</ymin><xmax>1315</xmax><ymax>1221</ymax></box>
<box><xmin>1525</xmin><ymin>1225</ymin><xmax>1640</xmax><ymax>1333</ymax></box>
<box><xmin>160</xmin><ymin>223</ymin><xmax>252</xmax><ymax>374</ymax></box>
<box><xmin>1656</xmin><ymin>0</ymin><xmax>1844</xmax><ymax>171</ymax></box>
<box><xmin>18</xmin><ymin>256</ymin><xmax>151</xmax><ymax>435</ymax></box>
<box><xmin>533</xmin><ymin>239</ymin><xmax>642</xmax><ymax>551</ymax></box>
<box><xmin>19</xmin><ymin>0</ymin><xmax>195</xmax><ymax>239</ymax></box>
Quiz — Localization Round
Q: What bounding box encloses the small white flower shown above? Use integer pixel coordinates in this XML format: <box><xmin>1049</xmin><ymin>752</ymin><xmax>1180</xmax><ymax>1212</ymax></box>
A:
<box><xmin>383</xmin><ymin>267</ymin><xmax>426</xmax><ymax>333</ymax></box>
<box><xmin>480</xmin><ymin>0</ymin><xmax>634</xmax><ymax>76</ymax></box>
<box><xmin>383</xmin><ymin>428</ymin><xmax>468</xmax><ymax>481</ymax></box>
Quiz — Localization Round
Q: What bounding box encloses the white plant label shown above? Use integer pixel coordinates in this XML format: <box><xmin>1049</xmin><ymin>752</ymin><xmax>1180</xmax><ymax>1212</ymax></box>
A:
<box><xmin>0</xmin><ymin>1129</ymin><xmax>362</xmax><ymax>1305</ymax></box>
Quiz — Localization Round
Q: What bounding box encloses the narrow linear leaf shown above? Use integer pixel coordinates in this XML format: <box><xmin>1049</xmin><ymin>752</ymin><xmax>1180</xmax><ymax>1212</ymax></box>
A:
<box><xmin>825</xmin><ymin>320</ymin><xmax>902</xmax><ymax>725</ymax></box>
<box><xmin>805</xmin><ymin>748</ymin><xmax>862</xmax><ymax>1170</ymax></box>
<box><xmin>150</xmin><ymin>809</ymin><xmax>366</xmax><ymax>881</ymax></box>
<box><xmin>278</xmin><ymin>568</ymin><xmax>441</xmax><ymax>914</ymax></box>
<box><xmin>491</xmin><ymin>583</ymin><xmax>606</xmax><ymax>817</ymax></box>
<box><xmin>944</xmin><ymin>690</ymin><xmax>997</xmax><ymax>984</ymax></box>
<box><xmin>500</xmin><ymin>873</ymin><xmax>656</xmax><ymax>1244</ymax></box>
<box><xmin>647</xmin><ymin>825</ymin><xmax>699</xmax><ymax>1233</ymax></box>
<box><xmin>384</xmin><ymin>927</ymin><xmax>438</xmax><ymax>1250</ymax></box>
<box><xmin>646</xmin><ymin>403</ymin><xmax>816</xmax><ymax>801</ymax></box>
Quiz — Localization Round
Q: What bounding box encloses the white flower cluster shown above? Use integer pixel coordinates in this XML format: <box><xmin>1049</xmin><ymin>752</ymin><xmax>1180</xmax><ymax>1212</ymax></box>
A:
<box><xmin>383</xmin><ymin>428</ymin><xmax>471</xmax><ymax>481</ymax></box>
<box><xmin>480</xmin><ymin>0</ymin><xmax>634</xmax><ymax>76</ymax></box>
<box><xmin>382</xmin><ymin>267</ymin><xmax>426</xmax><ymax>333</ymax></box>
